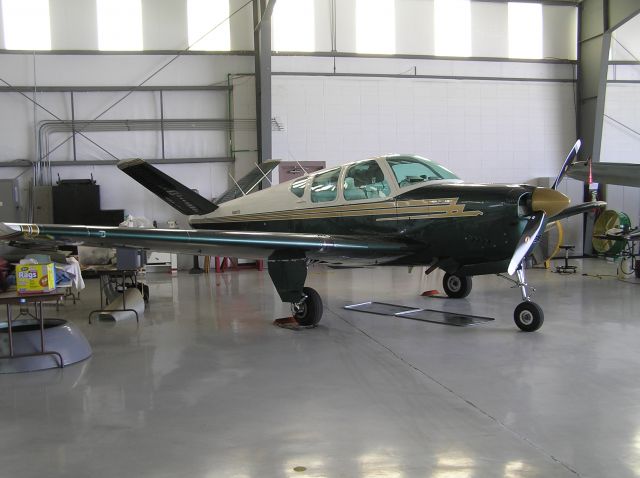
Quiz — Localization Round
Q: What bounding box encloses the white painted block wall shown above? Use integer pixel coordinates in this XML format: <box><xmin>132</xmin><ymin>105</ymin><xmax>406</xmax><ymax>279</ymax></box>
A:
<box><xmin>272</xmin><ymin>68</ymin><xmax>577</xmax><ymax>185</ymax></box>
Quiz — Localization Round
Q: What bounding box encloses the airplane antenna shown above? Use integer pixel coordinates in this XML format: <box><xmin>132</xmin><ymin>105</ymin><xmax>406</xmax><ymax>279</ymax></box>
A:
<box><xmin>287</xmin><ymin>148</ymin><xmax>308</xmax><ymax>175</ymax></box>
<box><xmin>253</xmin><ymin>162</ymin><xmax>273</xmax><ymax>186</ymax></box>
<box><xmin>240</xmin><ymin>162</ymin><xmax>273</xmax><ymax>197</ymax></box>
<box><xmin>228</xmin><ymin>173</ymin><xmax>247</xmax><ymax>196</ymax></box>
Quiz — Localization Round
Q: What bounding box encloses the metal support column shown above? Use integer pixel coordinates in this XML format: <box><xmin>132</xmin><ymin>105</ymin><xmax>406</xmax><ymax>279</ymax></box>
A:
<box><xmin>253</xmin><ymin>0</ymin><xmax>275</xmax><ymax>170</ymax></box>
<box><xmin>577</xmin><ymin>0</ymin><xmax>640</xmax><ymax>254</ymax></box>
<box><xmin>578</xmin><ymin>0</ymin><xmax>640</xmax><ymax>162</ymax></box>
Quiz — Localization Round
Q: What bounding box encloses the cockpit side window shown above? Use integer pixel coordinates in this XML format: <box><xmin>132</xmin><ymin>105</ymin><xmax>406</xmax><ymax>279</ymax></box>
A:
<box><xmin>386</xmin><ymin>156</ymin><xmax>459</xmax><ymax>188</ymax></box>
<box><xmin>343</xmin><ymin>160</ymin><xmax>391</xmax><ymax>200</ymax></box>
<box><xmin>310</xmin><ymin>168</ymin><xmax>340</xmax><ymax>203</ymax></box>
<box><xmin>290</xmin><ymin>176</ymin><xmax>309</xmax><ymax>198</ymax></box>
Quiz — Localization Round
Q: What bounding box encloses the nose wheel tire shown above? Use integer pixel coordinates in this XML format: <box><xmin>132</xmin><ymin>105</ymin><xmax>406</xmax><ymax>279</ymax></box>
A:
<box><xmin>442</xmin><ymin>273</ymin><xmax>472</xmax><ymax>298</ymax></box>
<box><xmin>292</xmin><ymin>287</ymin><xmax>323</xmax><ymax>327</ymax></box>
<box><xmin>514</xmin><ymin>301</ymin><xmax>544</xmax><ymax>332</ymax></box>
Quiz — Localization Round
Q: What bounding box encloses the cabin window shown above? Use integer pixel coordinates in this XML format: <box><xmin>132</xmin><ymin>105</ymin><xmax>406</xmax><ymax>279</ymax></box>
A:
<box><xmin>290</xmin><ymin>176</ymin><xmax>309</xmax><ymax>198</ymax></box>
<box><xmin>310</xmin><ymin>168</ymin><xmax>340</xmax><ymax>203</ymax></box>
<box><xmin>343</xmin><ymin>160</ymin><xmax>390</xmax><ymax>200</ymax></box>
<box><xmin>386</xmin><ymin>156</ymin><xmax>459</xmax><ymax>188</ymax></box>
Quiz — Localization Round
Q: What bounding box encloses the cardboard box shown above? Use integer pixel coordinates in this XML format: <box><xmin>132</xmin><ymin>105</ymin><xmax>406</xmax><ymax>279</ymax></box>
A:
<box><xmin>16</xmin><ymin>263</ymin><xmax>56</xmax><ymax>294</ymax></box>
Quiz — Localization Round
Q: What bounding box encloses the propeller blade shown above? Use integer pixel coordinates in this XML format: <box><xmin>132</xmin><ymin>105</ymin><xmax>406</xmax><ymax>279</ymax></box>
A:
<box><xmin>508</xmin><ymin>212</ymin><xmax>546</xmax><ymax>275</ymax></box>
<box><xmin>552</xmin><ymin>139</ymin><xmax>581</xmax><ymax>190</ymax></box>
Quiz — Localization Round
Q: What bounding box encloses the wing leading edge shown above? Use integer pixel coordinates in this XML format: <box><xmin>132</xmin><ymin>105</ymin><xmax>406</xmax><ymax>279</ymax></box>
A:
<box><xmin>0</xmin><ymin>223</ymin><xmax>414</xmax><ymax>263</ymax></box>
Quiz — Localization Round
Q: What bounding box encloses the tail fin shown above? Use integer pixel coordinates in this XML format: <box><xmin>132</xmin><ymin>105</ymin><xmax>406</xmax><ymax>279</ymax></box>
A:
<box><xmin>215</xmin><ymin>160</ymin><xmax>280</xmax><ymax>204</ymax></box>
<box><xmin>118</xmin><ymin>159</ymin><xmax>218</xmax><ymax>216</ymax></box>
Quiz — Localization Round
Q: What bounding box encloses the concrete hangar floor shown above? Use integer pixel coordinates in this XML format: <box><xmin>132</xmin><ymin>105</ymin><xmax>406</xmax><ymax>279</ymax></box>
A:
<box><xmin>2</xmin><ymin>259</ymin><xmax>639</xmax><ymax>478</ymax></box>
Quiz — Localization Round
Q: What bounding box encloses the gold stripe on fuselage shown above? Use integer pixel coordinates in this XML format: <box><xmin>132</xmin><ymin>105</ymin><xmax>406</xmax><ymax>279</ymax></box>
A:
<box><xmin>199</xmin><ymin>198</ymin><xmax>482</xmax><ymax>224</ymax></box>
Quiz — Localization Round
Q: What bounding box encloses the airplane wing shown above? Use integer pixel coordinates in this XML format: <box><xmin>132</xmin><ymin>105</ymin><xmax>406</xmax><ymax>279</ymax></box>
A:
<box><xmin>567</xmin><ymin>162</ymin><xmax>640</xmax><ymax>188</ymax></box>
<box><xmin>0</xmin><ymin>223</ymin><xmax>415</xmax><ymax>263</ymax></box>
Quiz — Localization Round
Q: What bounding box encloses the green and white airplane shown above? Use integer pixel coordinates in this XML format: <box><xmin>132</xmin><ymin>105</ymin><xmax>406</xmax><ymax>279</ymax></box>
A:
<box><xmin>0</xmin><ymin>140</ymin><xmax>604</xmax><ymax>332</ymax></box>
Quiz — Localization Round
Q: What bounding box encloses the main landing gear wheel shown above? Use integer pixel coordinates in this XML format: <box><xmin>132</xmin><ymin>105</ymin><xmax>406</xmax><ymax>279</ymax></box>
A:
<box><xmin>292</xmin><ymin>287</ymin><xmax>323</xmax><ymax>327</ymax></box>
<box><xmin>442</xmin><ymin>273</ymin><xmax>472</xmax><ymax>298</ymax></box>
<box><xmin>514</xmin><ymin>301</ymin><xmax>544</xmax><ymax>332</ymax></box>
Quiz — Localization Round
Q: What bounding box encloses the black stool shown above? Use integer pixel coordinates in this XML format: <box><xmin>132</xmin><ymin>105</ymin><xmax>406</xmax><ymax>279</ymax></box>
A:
<box><xmin>556</xmin><ymin>245</ymin><xmax>577</xmax><ymax>273</ymax></box>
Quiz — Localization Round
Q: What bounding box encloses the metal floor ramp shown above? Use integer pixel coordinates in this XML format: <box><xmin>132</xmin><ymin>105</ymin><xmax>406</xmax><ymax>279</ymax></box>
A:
<box><xmin>344</xmin><ymin>301</ymin><xmax>494</xmax><ymax>327</ymax></box>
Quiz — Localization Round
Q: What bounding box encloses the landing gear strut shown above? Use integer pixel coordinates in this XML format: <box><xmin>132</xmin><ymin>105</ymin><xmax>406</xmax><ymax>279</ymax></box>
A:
<box><xmin>513</xmin><ymin>266</ymin><xmax>544</xmax><ymax>332</ymax></box>
<box><xmin>268</xmin><ymin>252</ymin><xmax>323</xmax><ymax>327</ymax></box>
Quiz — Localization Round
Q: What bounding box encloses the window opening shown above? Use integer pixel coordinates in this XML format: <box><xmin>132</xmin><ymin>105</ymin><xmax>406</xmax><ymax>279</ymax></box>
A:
<box><xmin>343</xmin><ymin>160</ymin><xmax>390</xmax><ymax>200</ymax></box>
<box><xmin>310</xmin><ymin>168</ymin><xmax>340</xmax><ymax>203</ymax></box>
<box><xmin>187</xmin><ymin>0</ymin><xmax>231</xmax><ymax>51</ymax></box>
<box><xmin>1</xmin><ymin>0</ymin><xmax>51</xmax><ymax>50</ymax></box>
<box><xmin>434</xmin><ymin>0</ymin><xmax>471</xmax><ymax>57</ymax></box>
<box><xmin>272</xmin><ymin>0</ymin><xmax>315</xmax><ymax>52</ymax></box>
<box><xmin>508</xmin><ymin>3</ymin><xmax>542</xmax><ymax>59</ymax></box>
<box><xmin>97</xmin><ymin>0</ymin><xmax>143</xmax><ymax>51</ymax></box>
<box><xmin>356</xmin><ymin>0</ymin><xmax>395</xmax><ymax>54</ymax></box>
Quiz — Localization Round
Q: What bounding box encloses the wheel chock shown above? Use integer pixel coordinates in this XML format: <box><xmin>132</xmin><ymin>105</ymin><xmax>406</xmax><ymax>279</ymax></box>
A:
<box><xmin>421</xmin><ymin>290</ymin><xmax>449</xmax><ymax>299</ymax></box>
<box><xmin>273</xmin><ymin>317</ymin><xmax>317</xmax><ymax>330</ymax></box>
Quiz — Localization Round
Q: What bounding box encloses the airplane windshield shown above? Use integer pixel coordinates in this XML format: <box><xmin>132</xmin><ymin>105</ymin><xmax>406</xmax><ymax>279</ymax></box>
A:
<box><xmin>290</xmin><ymin>176</ymin><xmax>309</xmax><ymax>198</ymax></box>
<box><xmin>386</xmin><ymin>155</ymin><xmax>459</xmax><ymax>188</ymax></box>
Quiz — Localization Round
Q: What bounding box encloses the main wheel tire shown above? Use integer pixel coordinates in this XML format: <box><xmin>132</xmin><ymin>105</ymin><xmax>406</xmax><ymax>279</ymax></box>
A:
<box><xmin>442</xmin><ymin>273</ymin><xmax>472</xmax><ymax>298</ymax></box>
<box><xmin>293</xmin><ymin>287</ymin><xmax>323</xmax><ymax>326</ymax></box>
<box><xmin>514</xmin><ymin>301</ymin><xmax>544</xmax><ymax>332</ymax></box>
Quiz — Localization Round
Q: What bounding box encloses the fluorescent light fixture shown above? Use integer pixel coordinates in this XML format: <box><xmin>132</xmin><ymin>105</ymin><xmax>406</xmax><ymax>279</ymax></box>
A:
<box><xmin>188</xmin><ymin>0</ymin><xmax>230</xmax><ymax>51</ymax></box>
<box><xmin>434</xmin><ymin>0</ymin><xmax>471</xmax><ymax>57</ymax></box>
<box><xmin>356</xmin><ymin>0</ymin><xmax>395</xmax><ymax>55</ymax></box>
<box><xmin>508</xmin><ymin>3</ymin><xmax>543</xmax><ymax>59</ymax></box>
<box><xmin>1</xmin><ymin>0</ymin><xmax>51</xmax><ymax>50</ymax></box>
<box><xmin>272</xmin><ymin>0</ymin><xmax>315</xmax><ymax>52</ymax></box>
<box><xmin>97</xmin><ymin>0</ymin><xmax>143</xmax><ymax>51</ymax></box>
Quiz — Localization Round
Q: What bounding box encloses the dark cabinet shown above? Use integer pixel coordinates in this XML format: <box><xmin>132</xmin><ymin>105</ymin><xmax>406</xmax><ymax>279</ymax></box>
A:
<box><xmin>53</xmin><ymin>180</ymin><xmax>124</xmax><ymax>226</ymax></box>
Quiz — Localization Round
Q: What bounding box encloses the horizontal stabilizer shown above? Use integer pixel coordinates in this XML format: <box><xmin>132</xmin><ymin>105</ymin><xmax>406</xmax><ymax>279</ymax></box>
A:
<box><xmin>567</xmin><ymin>162</ymin><xmax>640</xmax><ymax>188</ymax></box>
<box><xmin>215</xmin><ymin>160</ymin><xmax>280</xmax><ymax>205</ymax></box>
<box><xmin>118</xmin><ymin>159</ymin><xmax>217</xmax><ymax>216</ymax></box>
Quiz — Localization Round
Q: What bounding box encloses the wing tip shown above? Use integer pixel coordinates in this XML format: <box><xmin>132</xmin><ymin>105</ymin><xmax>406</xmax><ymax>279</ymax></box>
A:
<box><xmin>117</xmin><ymin>158</ymin><xmax>145</xmax><ymax>170</ymax></box>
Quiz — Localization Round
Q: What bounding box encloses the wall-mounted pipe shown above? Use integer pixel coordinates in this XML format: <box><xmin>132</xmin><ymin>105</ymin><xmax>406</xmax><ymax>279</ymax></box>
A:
<box><xmin>0</xmin><ymin>157</ymin><xmax>234</xmax><ymax>167</ymax></box>
<box><xmin>36</xmin><ymin>118</ymin><xmax>256</xmax><ymax>184</ymax></box>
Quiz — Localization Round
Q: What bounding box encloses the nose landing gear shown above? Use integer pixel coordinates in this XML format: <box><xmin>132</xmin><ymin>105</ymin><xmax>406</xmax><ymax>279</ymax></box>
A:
<box><xmin>512</xmin><ymin>266</ymin><xmax>544</xmax><ymax>332</ymax></box>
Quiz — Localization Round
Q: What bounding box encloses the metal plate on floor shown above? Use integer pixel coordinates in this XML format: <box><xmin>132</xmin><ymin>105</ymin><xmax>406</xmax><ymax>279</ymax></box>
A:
<box><xmin>396</xmin><ymin>309</ymin><xmax>494</xmax><ymax>327</ymax></box>
<box><xmin>344</xmin><ymin>301</ymin><xmax>421</xmax><ymax>316</ymax></box>
<box><xmin>344</xmin><ymin>301</ymin><xmax>494</xmax><ymax>327</ymax></box>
